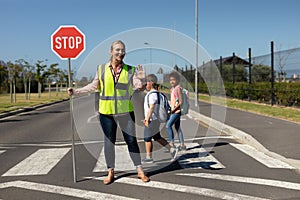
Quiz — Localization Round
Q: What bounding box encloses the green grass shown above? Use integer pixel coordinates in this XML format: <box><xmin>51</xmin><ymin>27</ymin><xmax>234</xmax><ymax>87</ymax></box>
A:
<box><xmin>0</xmin><ymin>92</ymin><xmax>69</xmax><ymax>113</ymax></box>
<box><xmin>198</xmin><ymin>93</ymin><xmax>300</xmax><ymax>123</ymax></box>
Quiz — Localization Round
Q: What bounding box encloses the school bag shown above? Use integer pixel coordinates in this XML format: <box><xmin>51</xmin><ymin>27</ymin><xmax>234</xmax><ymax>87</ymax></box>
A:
<box><xmin>180</xmin><ymin>88</ymin><xmax>190</xmax><ymax>115</ymax></box>
<box><xmin>147</xmin><ymin>91</ymin><xmax>171</xmax><ymax>123</ymax></box>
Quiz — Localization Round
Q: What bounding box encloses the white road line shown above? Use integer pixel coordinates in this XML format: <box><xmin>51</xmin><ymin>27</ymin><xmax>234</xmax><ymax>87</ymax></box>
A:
<box><xmin>93</xmin><ymin>146</ymin><xmax>135</xmax><ymax>172</ymax></box>
<box><xmin>0</xmin><ymin>181</ymin><xmax>138</xmax><ymax>200</ymax></box>
<box><xmin>230</xmin><ymin>143</ymin><xmax>295</xmax><ymax>169</ymax></box>
<box><xmin>2</xmin><ymin>148</ymin><xmax>70</xmax><ymax>176</ymax></box>
<box><xmin>0</xmin><ymin>150</ymin><xmax>6</xmax><ymax>155</ymax></box>
<box><xmin>86</xmin><ymin>176</ymin><xmax>270</xmax><ymax>200</ymax></box>
<box><xmin>176</xmin><ymin>173</ymin><xmax>300</xmax><ymax>191</ymax></box>
<box><xmin>178</xmin><ymin>143</ymin><xmax>225</xmax><ymax>169</ymax></box>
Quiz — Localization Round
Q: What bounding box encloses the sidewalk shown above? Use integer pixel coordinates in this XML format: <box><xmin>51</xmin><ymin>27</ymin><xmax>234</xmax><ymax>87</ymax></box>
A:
<box><xmin>190</xmin><ymin>100</ymin><xmax>300</xmax><ymax>169</ymax></box>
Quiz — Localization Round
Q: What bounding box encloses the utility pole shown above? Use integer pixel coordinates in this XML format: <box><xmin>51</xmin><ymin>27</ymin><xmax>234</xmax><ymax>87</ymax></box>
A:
<box><xmin>195</xmin><ymin>0</ymin><xmax>198</xmax><ymax>107</ymax></box>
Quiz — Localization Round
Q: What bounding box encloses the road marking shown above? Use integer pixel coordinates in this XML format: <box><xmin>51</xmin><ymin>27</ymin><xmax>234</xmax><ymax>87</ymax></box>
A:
<box><xmin>230</xmin><ymin>143</ymin><xmax>295</xmax><ymax>169</ymax></box>
<box><xmin>86</xmin><ymin>176</ymin><xmax>270</xmax><ymax>200</ymax></box>
<box><xmin>176</xmin><ymin>173</ymin><xmax>300</xmax><ymax>191</ymax></box>
<box><xmin>0</xmin><ymin>150</ymin><xmax>6</xmax><ymax>155</ymax></box>
<box><xmin>93</xmin><ymin>145</ymin><xmax>135</xmax><ymax>172</ymax></box>
<box><xmin>0</xmin><ymin>181</ymin><xmax>138</xmax><ymax>200</ymax></box>
<box><xmin>2</xmin><ymin>148</ymin><xmax>70</xmax><ymax>176</ymax></box>
<box><xmin>93</xmin><ymin>143</ymin><xmax>225</xmax><ymax>172</ymax></box>
<box><xmin>178</xmin><ymin>143</ymin><xmax>225</xmax><ymax>169</ymax></box>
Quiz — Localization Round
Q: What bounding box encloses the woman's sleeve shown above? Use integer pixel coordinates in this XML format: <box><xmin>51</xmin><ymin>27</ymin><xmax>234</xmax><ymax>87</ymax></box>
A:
<box><xmin>132</xmin><ymin>67</ymin><xmax>145</xmax><ymax>90</ymax></box>
<box><xmin>74</xmin><ymin>72</ymin><xmax>100</xmax><ymax>94</ymax></box>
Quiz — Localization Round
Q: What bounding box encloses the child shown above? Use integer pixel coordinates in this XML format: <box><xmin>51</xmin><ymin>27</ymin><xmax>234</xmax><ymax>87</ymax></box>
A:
<box><xmin>143</xmin><ymin>74</ymin><xmax>178</xmax><ymax>163</ymax></box>
<box><xmin>166</xmin><ymin>71</ymin><xmax>186</xmax><ymax>151</ymax></box>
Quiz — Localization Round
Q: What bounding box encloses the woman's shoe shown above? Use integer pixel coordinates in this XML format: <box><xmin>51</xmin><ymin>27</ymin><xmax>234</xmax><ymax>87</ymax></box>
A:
<box><xmin>137</xmin><ymin>172</ymin><xmax>150</xmax><ymax>183</ymax></box>
<box><xmin>103</xmin><ymin>169</ymin><xmax>114</xmax><ymax>185</ymax></box>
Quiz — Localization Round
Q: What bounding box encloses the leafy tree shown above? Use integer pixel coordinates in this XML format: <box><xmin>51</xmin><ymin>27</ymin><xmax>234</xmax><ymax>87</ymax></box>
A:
<box><xmin>251</xmin><ymin>64</ymin><xmax>271</xmax><ymax>82</ymax></box>
<box><xmin>7</xmin><ymin>61</ymin><xmax>22</xmax><ymax>102</ymax></box>
<box><xmin>35</xmin><ymin>60</ymin><xmax>47</xmax><ymax>98</ymax></box>
<box><xmin>44</xmin><ymin>63</ymin><xmax>59</xmax><ymax>97</ymax></box>
<box><xmin>218</xmin><ymin>64</ymin><xmax>247</xmax><ymax>83</ymax></box>
<box><xmin>0</xmin><ymin>62</ymin><xmax>8</xmax><ymax>94</ymax></box>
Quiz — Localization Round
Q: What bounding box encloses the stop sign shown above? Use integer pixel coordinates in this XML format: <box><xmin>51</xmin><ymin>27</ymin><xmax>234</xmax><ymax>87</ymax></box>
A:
<box><xmin>51</xmin><ymin>25</ymin><xmax>85</xmax><ymax>60</ymax></box>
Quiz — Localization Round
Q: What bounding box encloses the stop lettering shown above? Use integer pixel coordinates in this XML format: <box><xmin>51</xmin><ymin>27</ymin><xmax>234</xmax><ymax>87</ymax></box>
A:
<box><xmin>51</xmin><ymin>25</ymin><xmax>85</xmax><ymax>60</ymax></box>
<box><xmin>55</xmin><ymin>36</ymin><xmax>83</xmax><ymax>50</ymax></box>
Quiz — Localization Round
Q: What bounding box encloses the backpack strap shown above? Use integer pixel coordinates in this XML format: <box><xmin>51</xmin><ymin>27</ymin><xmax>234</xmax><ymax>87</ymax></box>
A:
<box><xmin>147</xmin><ymin>91</ymin><xmax>160</xmax><ymax>108</ymax></box>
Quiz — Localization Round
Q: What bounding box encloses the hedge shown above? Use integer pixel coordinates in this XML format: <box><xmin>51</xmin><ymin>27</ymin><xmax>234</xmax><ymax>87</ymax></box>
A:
<box><xmin>196</xmin><ymin>82</ymin><xmax>300</xmax><ymax>107</ymax></box>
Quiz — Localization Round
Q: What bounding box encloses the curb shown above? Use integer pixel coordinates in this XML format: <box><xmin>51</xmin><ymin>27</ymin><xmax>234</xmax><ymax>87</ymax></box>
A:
<box><xmin>188</xmin><ymin>109</ymin><xmax>300</xmax><ymax>170</ymax></box>
<box><xmin>0</xmin><ymin>98</ymin><xmax>69</xmax><ymax>119</ymax></box>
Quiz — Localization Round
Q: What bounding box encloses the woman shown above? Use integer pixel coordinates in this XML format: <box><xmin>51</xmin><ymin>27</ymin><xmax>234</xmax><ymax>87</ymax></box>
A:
<box><xmin>68</xmin><ymin>40</ymin><xmax>149</xmax><ymax>185</ymax></box>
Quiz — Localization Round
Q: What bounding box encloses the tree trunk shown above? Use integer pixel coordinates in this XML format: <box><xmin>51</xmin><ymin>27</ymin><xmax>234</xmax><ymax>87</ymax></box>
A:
<box><xmin>38</xmin><ymin>81</ymin><xmax>41</xmax><ymax>98</ymax></box>
<box><xmin>48</xmin><ymin>83</ymin><xmax>51</xmax><ymax>98</ymax></box>
<box><xmin>56</xmin><ymin>83</ymin><xmax>58</xmax><ymax>96</ymax></box>
<box><xmin>10</xmin><ymin>82</ymin><xmax>13</xmax><ymax>103</ymax></box>
<box><xmin>13</xmin><ymin>81</ymin><xmax>16</xmax><ymax>103</ymax></box>
<box><xmin>28</xmin><ymin>77</ymin><xmax>31</xmax><ymax>100</ymax></box>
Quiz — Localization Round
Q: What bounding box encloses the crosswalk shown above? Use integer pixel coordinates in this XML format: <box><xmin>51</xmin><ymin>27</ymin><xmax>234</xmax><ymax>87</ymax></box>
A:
<box><xmin>0</xmin><ymin>142</ymin><xmax>295</xmax><ymax>178</ymax></box>
<box><xmin>0</xmin><ymin>142</ymin><xmax>298</xmax><ymax>200</ymax></box>
<box><xmin>2</xmin><ymin>148</ymin><xmax>70</xmax><ymax>176</ymax></box>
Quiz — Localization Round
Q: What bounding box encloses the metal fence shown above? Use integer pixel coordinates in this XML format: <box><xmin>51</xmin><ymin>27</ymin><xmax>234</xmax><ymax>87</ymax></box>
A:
<box><xmin>180</xmin><ymin>41</ymin><xmax>300</xmax><ymax>107</ymax></box>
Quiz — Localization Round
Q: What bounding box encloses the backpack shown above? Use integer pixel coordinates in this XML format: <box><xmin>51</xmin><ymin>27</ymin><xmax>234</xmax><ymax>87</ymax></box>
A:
<box><xmin>180</xmin><ymin>88</ymin><xmax>190</xmax><ymax>115</ymax></box>
<box><xmin>147</xmin><ymin>91</ymin><xmax>171</xmax><ymax>123</ymax></box>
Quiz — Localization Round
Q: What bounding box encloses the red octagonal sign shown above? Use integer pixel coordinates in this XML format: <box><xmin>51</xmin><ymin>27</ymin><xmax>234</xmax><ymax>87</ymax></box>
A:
<box><xmin>51</xmin><ymin>25</ymin><xmax>85</xmax><ymax>60</ymax></box>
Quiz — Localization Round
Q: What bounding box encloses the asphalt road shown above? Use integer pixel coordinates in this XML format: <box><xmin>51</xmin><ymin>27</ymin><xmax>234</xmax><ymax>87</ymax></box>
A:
<box><xmin>0</xmin><ymin>93</ymin><xmax>300</xmax><ymax>200</ymax></box>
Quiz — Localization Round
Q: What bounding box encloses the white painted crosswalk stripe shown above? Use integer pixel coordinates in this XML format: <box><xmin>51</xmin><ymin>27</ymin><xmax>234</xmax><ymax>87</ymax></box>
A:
<box><xmin>177</xmin><ymin>173</ymin><xmax>300</xmax><ymax>191</ymax></box>
<box><xmin>2</xmin><ymin>148</ymin><xmax>71</xmax><ymax>176</ymax></box>
<box><xmin>178</xmin><ymin>143</ymin><xmax>225</xmax><ymax>169</ymax></box>
<box><xmin>230</xmin><ymin>143</ymin><xmax>295</xmax><ymax>169</ymax></box>
<box><xmin>86</xmin><ymin>176</ymin><xmax>270</xmax><ymax>200</ymax></box>
<box><xmin>0</xmin><ymin>150</ymin><xmax>6</xmax><ymax>155</ymax></box>
<box><xmin>0</xmin><ymin>181</ymin><xmax>138</xmax><ymax>200</ymax></box>
<box><xmin>93</xmin><ymin>145</ymin><xmax>135</xmax><ymax>172</ymax></box>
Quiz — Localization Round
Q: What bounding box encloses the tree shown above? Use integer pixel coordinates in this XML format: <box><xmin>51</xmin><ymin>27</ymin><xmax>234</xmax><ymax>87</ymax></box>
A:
<box><xmin>218</xmin><ymin>64</ymin><xmax>248</xmax><ymax>83</ymax></box>
<box><xmin>35</xmin><ymin>60</ymin><xmax>47</xmax><ymax>98</ymax></box>
<box><xmin>44</xmin><ymin>63</ymin><xmax>59</xmax><ymax>97</ymax></box>
<box><xmin>251</xmin><ymin>64</ymin><xmax>272</xmax><ymax>82</ymax></box>
<box><xmin>58</xmin><ymin>69</ymin><xmax>67</xmax><ymax>96</ymax></box>
<box><xmin>7</xmin><ymin>61</ymin><xmax>22</xmax><ymax>103</ymax></box>
<box><xmin>0</xmin><ymin>62</ymin><xmax>8</xmax><ymax>94</ymax></box>
<box><xmin>16</xmin><ymin>59</ymin><xmax>34</xmax><ymax>100</ymax></box>
<box><xmin>276</xmin><ymin>45</ymin><xmax>296</xmax><ymax>82</ymax></box>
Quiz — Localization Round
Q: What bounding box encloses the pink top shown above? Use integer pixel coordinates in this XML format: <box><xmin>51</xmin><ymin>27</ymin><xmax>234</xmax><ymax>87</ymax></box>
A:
<box><xmin>74</xmin><ymin>64</ymin><xmax>143</xmax><ymax>94</ymax></box>
<box><xmin>170</xmin><ymin>85</ymin><xmax>181</xmax><ymax>113</ymax></box>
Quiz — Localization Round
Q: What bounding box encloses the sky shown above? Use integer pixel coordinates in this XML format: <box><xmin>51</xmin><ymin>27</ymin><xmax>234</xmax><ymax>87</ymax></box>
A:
<box><xmin>1</xmin><ymin>0</ymin><xmax>300</xmax><ymax>77</ymax></box>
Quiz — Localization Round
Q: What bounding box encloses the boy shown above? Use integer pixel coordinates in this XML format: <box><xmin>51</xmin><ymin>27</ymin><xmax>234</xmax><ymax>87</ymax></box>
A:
<box><xmin>143</xmin><ymin>74</ymin><xmax>178</xmax><ymax>163</ymax></box>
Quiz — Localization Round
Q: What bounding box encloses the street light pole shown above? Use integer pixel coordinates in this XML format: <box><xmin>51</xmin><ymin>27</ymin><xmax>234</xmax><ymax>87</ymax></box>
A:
<box><xmin>195</xmin><ymin>0</ymin><xmax>198</xmax><ymax>107</ymax></box>
<box><xmin>144</xmin><ymin>42</ymin><xmax>152</xmax><ymax>73</ymax></box>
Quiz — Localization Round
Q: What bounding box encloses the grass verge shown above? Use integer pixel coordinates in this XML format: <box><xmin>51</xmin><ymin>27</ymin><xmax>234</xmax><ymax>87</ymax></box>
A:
<box><xmin>0</xmin><ymin>92</ymin><xmax>69</xmax><ymax>113</ymax></box>
<box><xmin>198</xmin><ymin>93</ymin><xmax>300</xmax><ymax>123</ymax></box>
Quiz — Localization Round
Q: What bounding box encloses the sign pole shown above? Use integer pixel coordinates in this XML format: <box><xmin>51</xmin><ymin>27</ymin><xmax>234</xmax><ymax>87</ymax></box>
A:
<box><xmin>51</xmin><ymin>25</ymin><xmax>85</xmax><ymax>183</ymax></box>
<box><xmin>68</xmin><ymin>58</ymin><xmax>77</xmax><ymax>183</ymax></box>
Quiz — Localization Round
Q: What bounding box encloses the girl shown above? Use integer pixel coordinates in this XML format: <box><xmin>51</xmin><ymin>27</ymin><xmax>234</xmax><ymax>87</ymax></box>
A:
<box><xmin>166</xmin><ymin>71</ymin><xmax>186</xmax><ymax>151</ymax></box>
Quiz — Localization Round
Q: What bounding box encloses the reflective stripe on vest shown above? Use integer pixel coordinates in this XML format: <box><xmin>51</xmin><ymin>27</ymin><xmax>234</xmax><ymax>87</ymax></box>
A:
<box><xmin>98</xmin><ymin>63</ymin><xmax>134</xmax><ymax>114</ymax></box>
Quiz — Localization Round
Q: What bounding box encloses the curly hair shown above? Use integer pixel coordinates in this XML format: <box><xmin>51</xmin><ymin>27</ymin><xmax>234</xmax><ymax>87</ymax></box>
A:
<box><xmin>169</xmin><ymin>70</ymin><xmax>181</xmax><ymax>81</ymax></box>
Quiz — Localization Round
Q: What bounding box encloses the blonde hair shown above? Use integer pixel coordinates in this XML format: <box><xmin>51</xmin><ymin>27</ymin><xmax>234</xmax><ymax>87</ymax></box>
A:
<box><xmin>110</xmin><ymin>40</ymin><xmax>126</xmax><ymax>62</ymax></box>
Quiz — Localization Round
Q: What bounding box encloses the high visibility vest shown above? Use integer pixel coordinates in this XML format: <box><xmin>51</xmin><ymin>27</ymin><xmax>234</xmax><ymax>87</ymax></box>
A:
<box><xmin>98</xmin><ymin>63</ymin><xmax>134</xmax><ymax>115</ymax></box>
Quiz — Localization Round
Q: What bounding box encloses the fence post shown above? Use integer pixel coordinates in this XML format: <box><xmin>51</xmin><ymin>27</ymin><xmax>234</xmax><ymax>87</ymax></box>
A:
<box><xmin>248</xmin><ymin>48</ymin><xmax>252</xmax><ymax>101</ymax></box>
<box><xmin>271</xmin><ymin>41</ymin><xmax>275</xmax><ymax>106</ymax></box>
<box><xmin>232</xmin><ymin>52</ymin><xmax>236</xmax><ymax>84</ymax></box>
<box><xmin>220</xmin><ymin>56</ymin><xmax>223</xmax><ymax>78</ymax></box>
